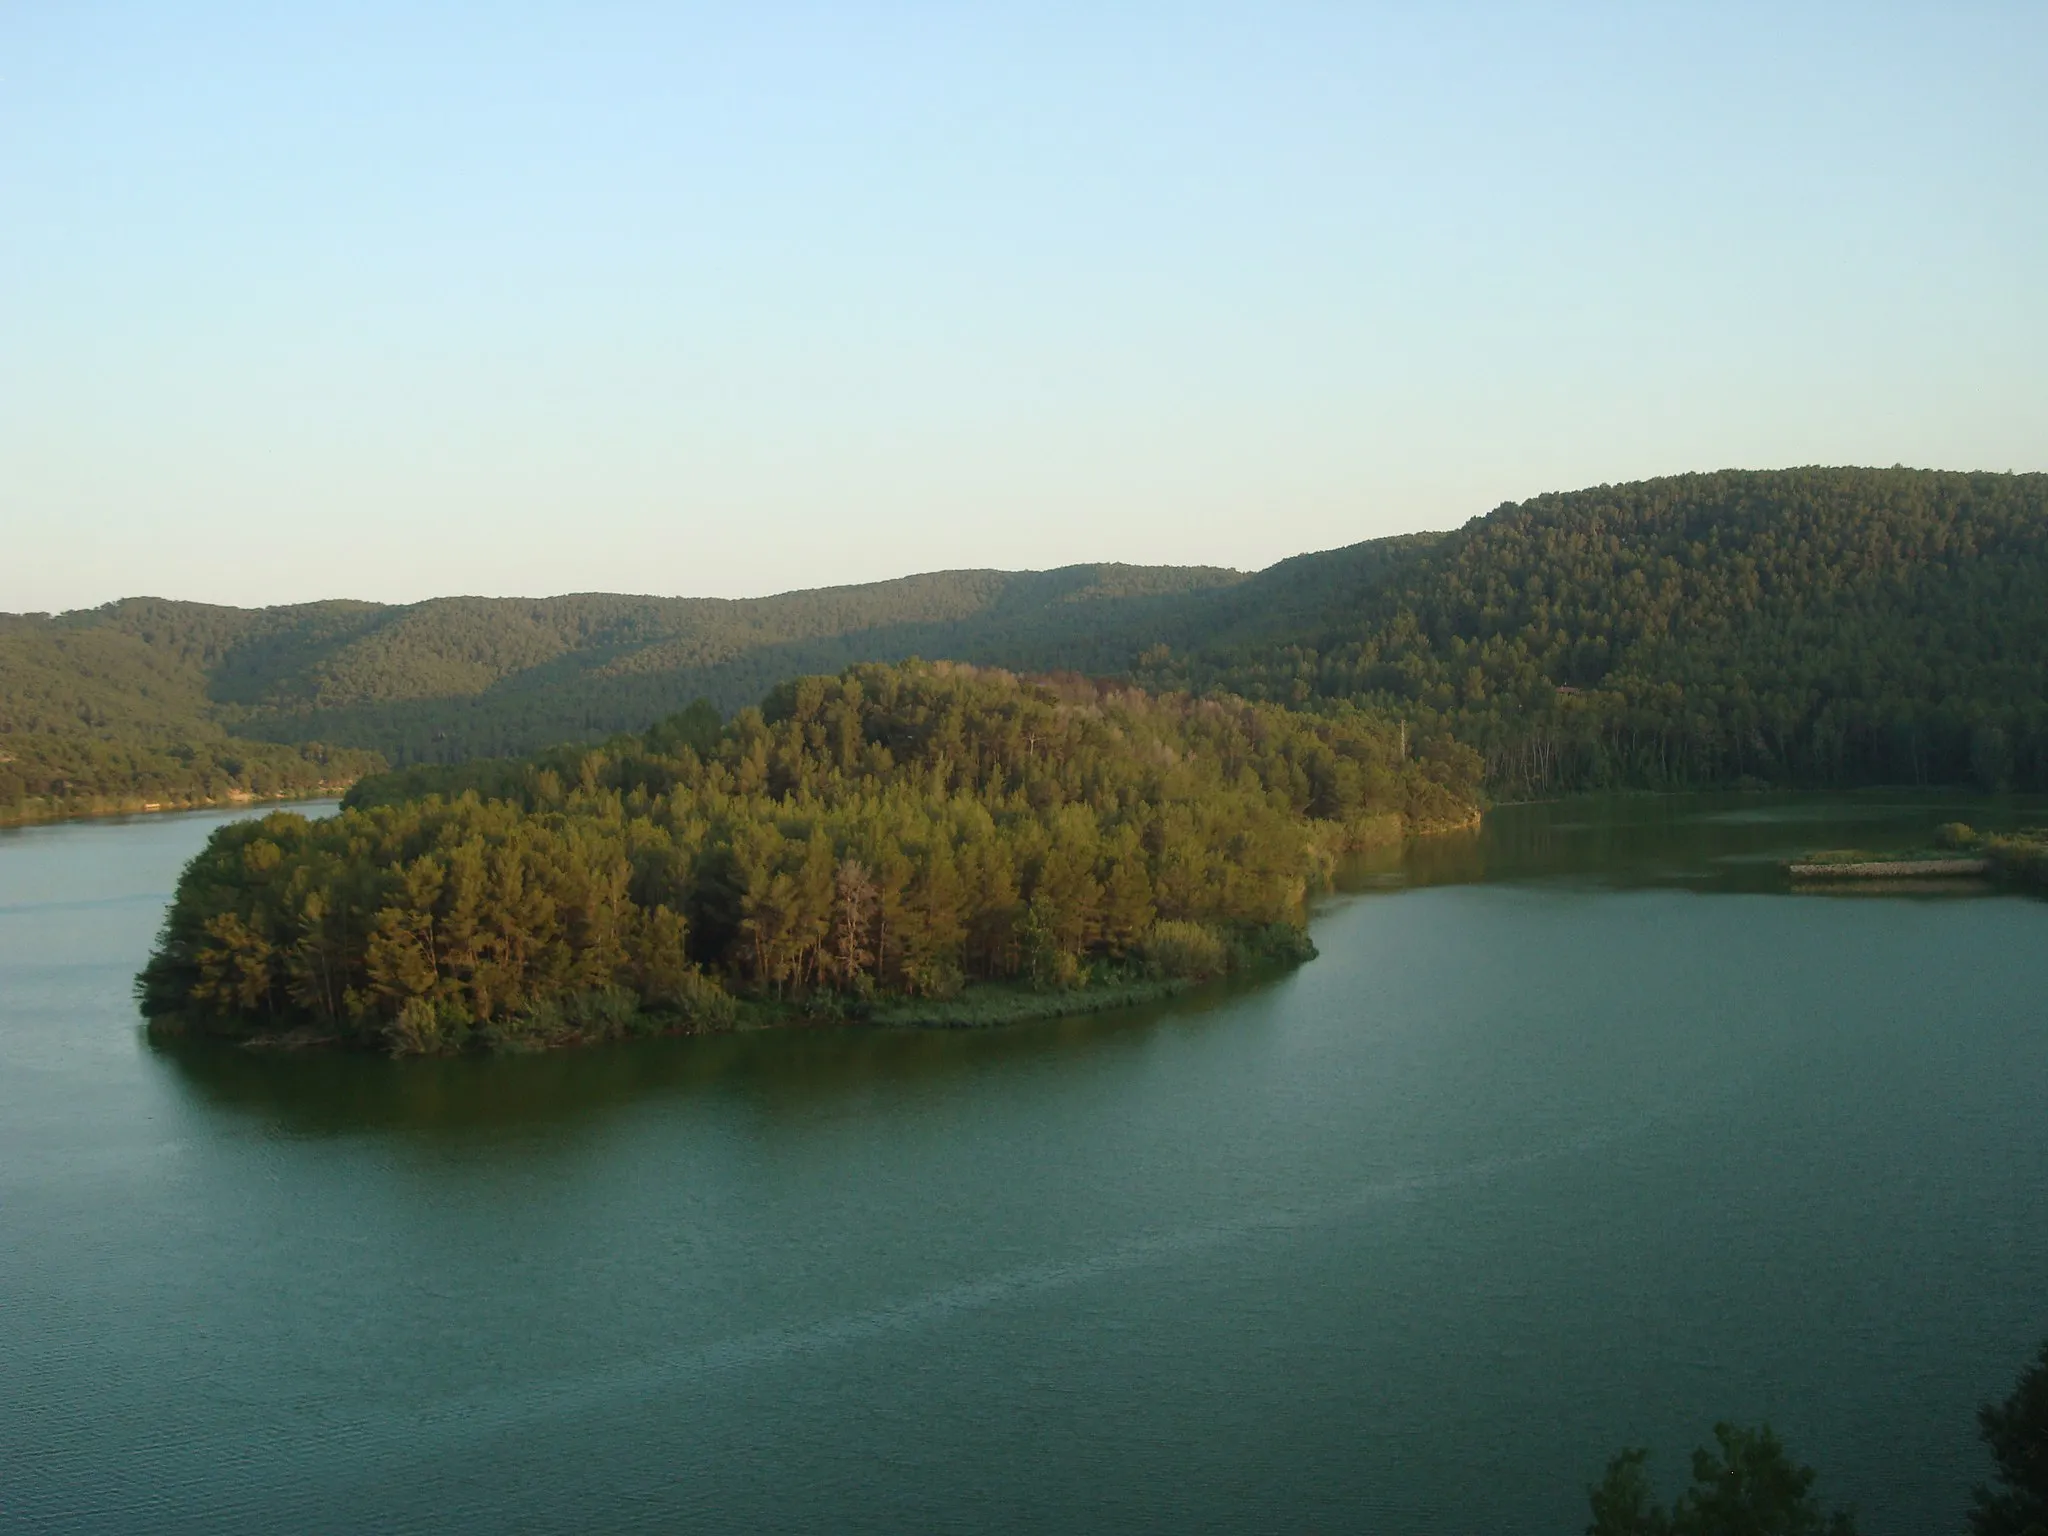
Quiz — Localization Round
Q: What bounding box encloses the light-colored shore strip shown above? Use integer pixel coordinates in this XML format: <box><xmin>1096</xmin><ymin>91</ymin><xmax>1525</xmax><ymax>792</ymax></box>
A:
<box><xmin>1787</xmin><ymin>857</ymin><xmax>1990</xmax><ymax>879</ymax></box>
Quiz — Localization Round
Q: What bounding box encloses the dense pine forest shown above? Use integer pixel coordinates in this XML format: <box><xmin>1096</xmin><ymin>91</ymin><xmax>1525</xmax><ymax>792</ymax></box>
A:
<box><xmin>138</xmin><ymin>662</ymin><xmax>1480</xmax><ymax>1053</ymax></box>
<box><xmin>1132</xmin><ymin>468</ymin><xmax>2048</xmax><ymax>795</ymax></box>
<box><xmin>10</xmin><ymin>467</ymin><xmax>2047</xmax><ymax>823</ymax></box>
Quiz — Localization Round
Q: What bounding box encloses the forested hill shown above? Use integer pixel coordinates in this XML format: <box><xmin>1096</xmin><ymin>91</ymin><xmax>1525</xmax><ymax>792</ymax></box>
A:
<box><xmin>0</xmin><ymin>601</ymin><xmax>383</xmax><ymax>823</ymax></box>
<box><xmin>1130</xmin><ymin>467</ymin><xmax>2048</xmax><ymax>794</ymax></box>
<box><xmin>0</xmin><ymin>564</ymin><xmax>1239</xmax><ymax>821</ymax></box>
<box><xmin>9</xmin><ymin>466</ymin><xmax>2047</xmax><ymax>821</ymax></box>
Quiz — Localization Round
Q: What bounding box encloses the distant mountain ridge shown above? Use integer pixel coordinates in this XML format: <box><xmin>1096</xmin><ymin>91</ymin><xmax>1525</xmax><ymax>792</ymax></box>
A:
<box><xmin>0</xmin><ymin>565</ymin><xmax>1245</xmax><ymax>819</ymax></box>
<box><xmin>6</xmin><ymin>466</ymin><xmax>2047</xmax><ymax>821</ymax></box>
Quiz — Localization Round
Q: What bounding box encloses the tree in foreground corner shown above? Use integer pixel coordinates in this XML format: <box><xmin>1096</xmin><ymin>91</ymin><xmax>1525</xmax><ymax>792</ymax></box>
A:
<box><xmin>1971</xmin><ymin>1339</ymin><xmax>2048</xmax><ymax>1536</ymax></box>
<box><xmin>1587</xmin><ymin>1423</ymin><xmax>1856</xmax><ymax>1536</ymax></box>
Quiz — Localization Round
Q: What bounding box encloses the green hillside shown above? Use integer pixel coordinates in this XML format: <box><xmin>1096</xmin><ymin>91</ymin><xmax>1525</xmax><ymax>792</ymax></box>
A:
<box><xmin>1131</xmin><ymin>467</ymin><xmax>2048</xmax><ymax>794</ymax></box>
<box><xmin>220</xmin><ymin>564</ymin><xmax>1246</xmax><ymax>762</ymax></box>
<box><xmin>0</xmin><ymin>566</ymin><xmax>1240</xmax><ymax>823</ymax></box>
<box><xmin>8</xmin><ymin>466</ymin><xmax>2046</xmax><ymax>823</ymax></box>
<box><xmin>0</xmin><ymin>604</ymin><xmax>384</xmax><ymax>823</ymax></box>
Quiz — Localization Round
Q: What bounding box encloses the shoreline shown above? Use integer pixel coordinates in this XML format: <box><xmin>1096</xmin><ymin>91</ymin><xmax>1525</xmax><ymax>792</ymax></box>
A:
<box><xmin>149</xmin><ymin>967</ymin><xmax>1270</xmax><ymax>1056</ymax></box>
<box><xmin>0</xmin><ymin>783</ymin><xmax>356</xmax><ymax>833</ymax></box>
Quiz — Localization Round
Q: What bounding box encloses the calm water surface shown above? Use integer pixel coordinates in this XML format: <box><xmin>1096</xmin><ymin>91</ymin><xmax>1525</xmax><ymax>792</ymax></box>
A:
<box><xmin>3</xmin><ymin>795</ymin><xmax>2046</xmax><ymax>1533</ymax></box>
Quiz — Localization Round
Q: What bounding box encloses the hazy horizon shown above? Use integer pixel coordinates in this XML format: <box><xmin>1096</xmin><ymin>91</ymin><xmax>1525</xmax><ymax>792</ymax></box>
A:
<box><xmin>9</xmin><ymin>554</ymin><xmax>1248</xmax><ymax>618</ymax></box>
<box><xmin>11</xmin><ymin>459</ymin><xmax>2041</xmax><ymax>618</ymax></box>
<box><xmin>7</xmin><ymin>3</ymin><xmax>2044</xmax><ymax>613</ymax></box>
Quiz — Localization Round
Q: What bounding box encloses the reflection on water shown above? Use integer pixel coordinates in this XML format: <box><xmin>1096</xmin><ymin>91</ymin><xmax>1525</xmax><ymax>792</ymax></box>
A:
<box><xmin>1400</xmin><ymin>789</ymin><xmax>2047</xmax><ymax>893</ymax></box>
<box><xmin>145</xmin><ymin>980</ymin><xmax>1270</xmax><ymax>1140</ymax></box>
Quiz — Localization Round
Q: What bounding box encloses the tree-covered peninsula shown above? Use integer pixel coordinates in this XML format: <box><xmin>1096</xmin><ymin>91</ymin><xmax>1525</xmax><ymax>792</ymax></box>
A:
<box><xmin>138</xmin><ymin>663</ymin><xmax>1481</xmax><ymax>1053</ymax></box>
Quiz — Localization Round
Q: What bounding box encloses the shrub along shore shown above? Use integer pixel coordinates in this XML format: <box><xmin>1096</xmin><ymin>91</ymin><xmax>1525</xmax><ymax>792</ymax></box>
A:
<box><xmin>138</xmin><ymin>663</ymin><xmax>1480</xmax><ymax>1055</ymax></box>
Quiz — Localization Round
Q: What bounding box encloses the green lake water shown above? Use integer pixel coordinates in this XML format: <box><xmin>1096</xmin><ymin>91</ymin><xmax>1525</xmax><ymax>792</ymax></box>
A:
<box><xmin>3</xmin><ymin>794</ymin><xmax>2045</xmax><ymax>1533</ymax></box>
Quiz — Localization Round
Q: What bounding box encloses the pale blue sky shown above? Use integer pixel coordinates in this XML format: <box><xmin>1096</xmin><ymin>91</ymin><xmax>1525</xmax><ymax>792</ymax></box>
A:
<box><xmin>4</xmin><ymin>2</ymin><xmax>2043</xmax><ymax>612</ymax></box>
